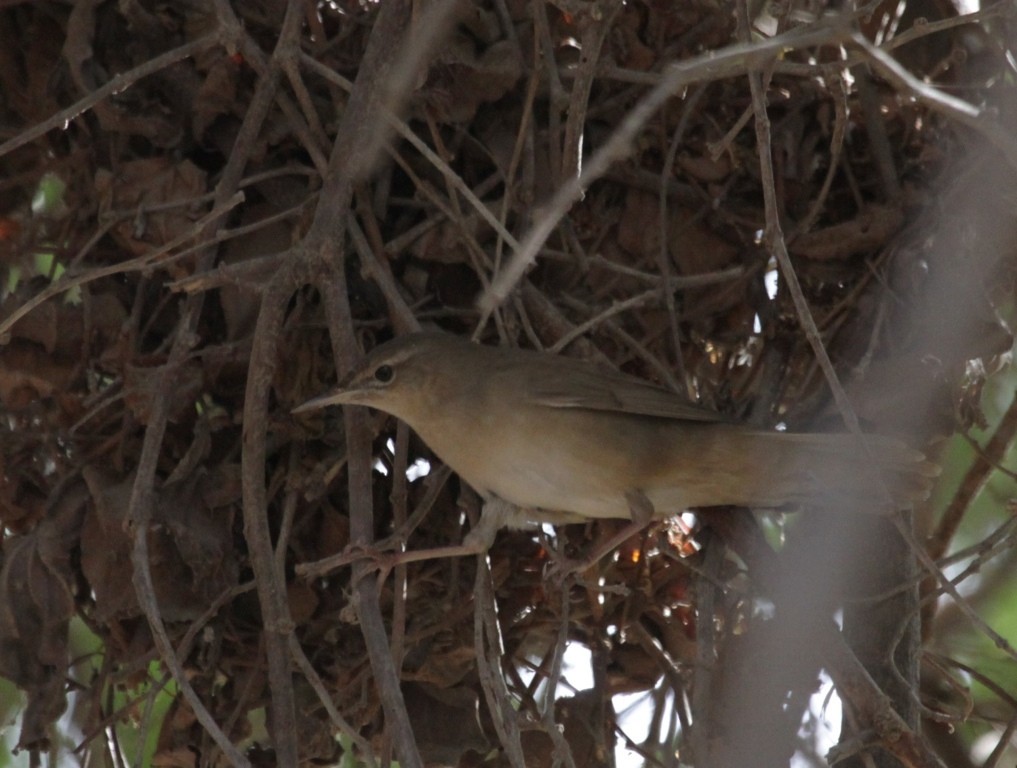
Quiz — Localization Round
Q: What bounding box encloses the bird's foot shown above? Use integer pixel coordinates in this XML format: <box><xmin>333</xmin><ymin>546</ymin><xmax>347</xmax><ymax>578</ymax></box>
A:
<box><xmin>541</xmin><ymin>551</ymin><xmax>631</xmax><ymax>594</ymax></box>
<box><xmin>541</xmin><ymin>550</ymin><xmax>583</xmax><ymax>588</ymax></box>
<box><xmin>295</xmin><ymin>541</ymin><xmax>399</xmax><ymax>583</ymax></box>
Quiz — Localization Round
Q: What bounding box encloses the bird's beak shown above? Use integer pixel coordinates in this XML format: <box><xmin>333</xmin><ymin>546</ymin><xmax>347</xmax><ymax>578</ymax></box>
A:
<box><xmin>291</xmin><ymin>385</ymin><xmax>366</xmax><ymax>414</ymax></box>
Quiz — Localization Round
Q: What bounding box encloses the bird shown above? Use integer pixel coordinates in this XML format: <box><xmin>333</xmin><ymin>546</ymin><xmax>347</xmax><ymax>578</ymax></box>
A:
<box><xmin>294</xmin><ymin>332</ymin><xmax>936</xmax><ymax>553</ymax></box>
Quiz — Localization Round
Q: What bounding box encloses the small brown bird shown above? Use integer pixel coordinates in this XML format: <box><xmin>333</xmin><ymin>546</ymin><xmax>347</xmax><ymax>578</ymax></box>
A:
<box><xmin>295</xmin><ymin>332</ymin><xmax>935</xmax><ymax>549</ymax></box>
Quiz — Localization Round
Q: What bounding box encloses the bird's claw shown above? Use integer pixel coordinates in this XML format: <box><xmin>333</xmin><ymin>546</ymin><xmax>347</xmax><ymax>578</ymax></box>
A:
<box><xmin>339</xmin><ymin>543</ymin><xmax>398</xmax><ymax>581</ymax></box>
<box><xmin>541</xmin><ymin>545</ymin><xmax>584</xmax><ymax>587</ymax></box>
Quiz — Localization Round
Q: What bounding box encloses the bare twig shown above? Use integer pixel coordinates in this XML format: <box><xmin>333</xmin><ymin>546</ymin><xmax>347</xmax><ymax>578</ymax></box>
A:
<box><xmin>928</xmin><ymin>394</ymin><xmax>1017</xmax><ymax>563</ymax></box>
<box><xmin>852</xmin><ymin>33</ymin><xmax>1017</xmax><ymax>172</ymax></box>
<box><xmin>0</xmin><ymin>34</ymin><xmax>220</xmax><ymax>160</ymax></box>
<box><xmin>480</xmin><ymin>17</ymin><xmax>853</xmax><ymax>312</ymax></box>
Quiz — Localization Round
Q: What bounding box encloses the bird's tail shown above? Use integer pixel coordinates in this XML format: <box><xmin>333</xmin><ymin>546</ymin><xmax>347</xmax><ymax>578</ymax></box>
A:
<box><xmin>740</xmin><ymin>430</ymin><xmax>939</xmax><ymax>511</ymax></box>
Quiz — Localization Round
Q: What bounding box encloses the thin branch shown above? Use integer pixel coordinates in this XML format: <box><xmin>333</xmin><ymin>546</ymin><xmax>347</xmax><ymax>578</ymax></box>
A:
<box><xmin>0</xmin><ymin>34</ymin><xmax>220</xmax><ymax>161</ymax></box>
<box><xmin>479</xmin><ymin>18</ymin><xmax>853</xmax><ymax>312</ymax></box>
<box><xmin>851</xmin><ymin>33</ymin><xmax>1017</xmax><ymax>172</ymax></box>
<box><xmin>928</xmin><ymin>393</ymin><xmax>1017</xmax><ymax>563</ymax></box>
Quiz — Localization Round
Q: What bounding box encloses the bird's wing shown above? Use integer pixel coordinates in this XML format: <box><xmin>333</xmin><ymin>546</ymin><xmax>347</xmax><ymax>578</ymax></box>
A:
<box><xmin>524</xmin><ymin>363</ymin><xmax>728</xmax><ymax>423</ymax></box>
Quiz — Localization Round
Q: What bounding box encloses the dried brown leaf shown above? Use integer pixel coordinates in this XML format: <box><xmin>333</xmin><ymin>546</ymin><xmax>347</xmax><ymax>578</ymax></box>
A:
<box><xmin>95</xmin><ymin>159</ymin><xmax>208</xmax><ymax>259</ymax></box>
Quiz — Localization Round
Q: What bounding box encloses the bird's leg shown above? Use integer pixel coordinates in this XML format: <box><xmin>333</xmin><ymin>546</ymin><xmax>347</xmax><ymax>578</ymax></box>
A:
<box><xmin>359</xmin><ymin>518</ymin><xmax>497</xmax><ymax>570</ymax></box>
<box><xmin>362</xmin><ymin>496</ymin><xmax>532</xmax><ymax>569</ymax></box>
<box><xmin>544</xmin><ymin>489</ymin><xmax>658</xmax><ymax>584</ymax></box>
<box><xmin>625</xmin><ymin>488</ymin><xmax>655</xmax><ymax>526</ymax></box>
<box><xmin>298</xmin><ymin>495</ymin><xmax>520</xmax><ymax>583</ymax></box>
<box><xmin>462</xmin><ymin>496</ymin><xmax>518</xmax><ymax>551</ymax></box>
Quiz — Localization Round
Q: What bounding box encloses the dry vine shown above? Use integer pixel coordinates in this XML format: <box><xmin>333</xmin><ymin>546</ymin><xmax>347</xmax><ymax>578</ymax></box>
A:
<box><xmin>0</xmin><ymin>2</ymin><xmax>1015</xmax><ymax>767</ymax></box>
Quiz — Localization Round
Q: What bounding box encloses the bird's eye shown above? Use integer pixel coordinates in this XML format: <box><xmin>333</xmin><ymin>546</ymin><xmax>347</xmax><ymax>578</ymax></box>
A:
<box><xmin>374</xmin><ymin>364</ymin><xmax>394</xmax><ymax>383</ymax></box>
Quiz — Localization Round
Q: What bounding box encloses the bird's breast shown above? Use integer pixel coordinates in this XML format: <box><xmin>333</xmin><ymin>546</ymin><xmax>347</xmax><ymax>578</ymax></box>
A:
<box><xmin>410</xmin><ymin>405</ymin><xmax>688</xmax><ymax>520</ymax></box>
